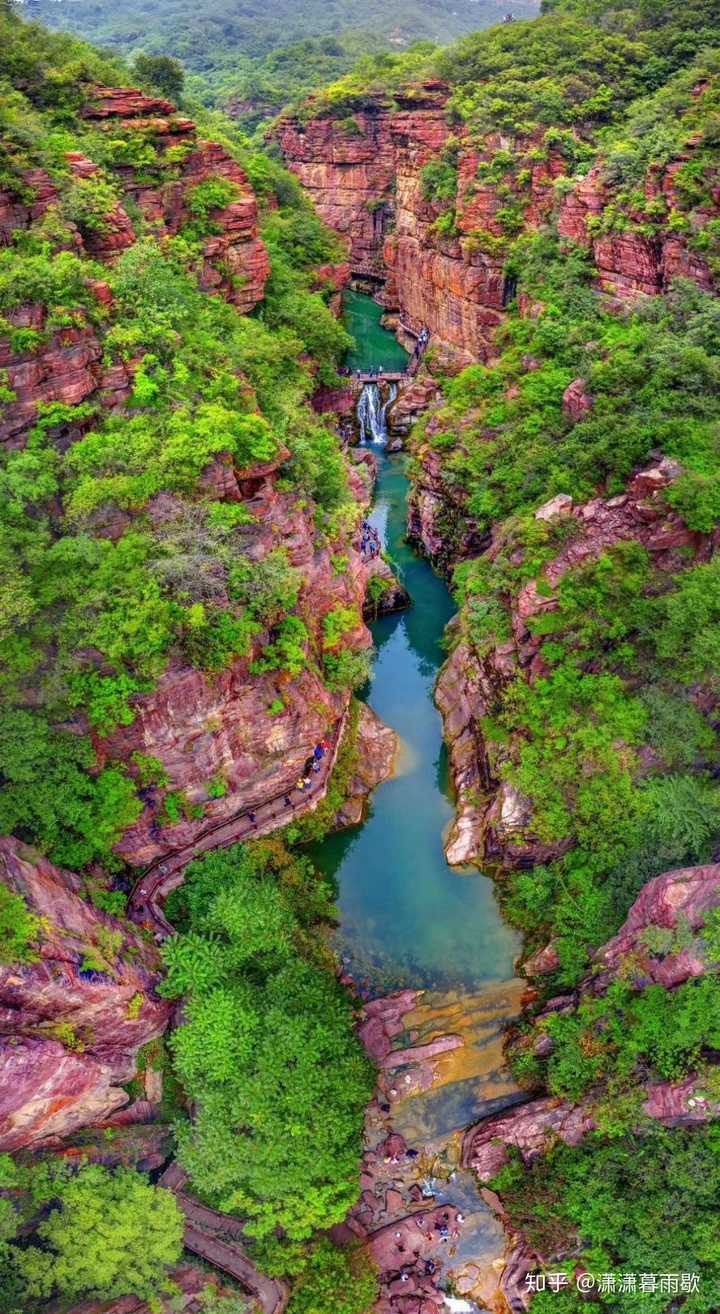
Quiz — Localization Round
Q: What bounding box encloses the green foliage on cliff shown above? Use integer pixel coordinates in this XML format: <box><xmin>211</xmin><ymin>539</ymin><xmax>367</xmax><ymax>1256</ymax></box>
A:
<box><xmin>440</xmin><ymin>15</ymin><xmax>651</xmax><ymax>133</ymax></box>
<box><xmin>493</xmin><ymin>1127</ymin><xmax>720</xmax><ymax>1312</ymax></box>
<box><xmin>28</xmin><ymin>0</ymin><xmax>538</xmax><ymax>122</ymax></box>
<box><xmin>528</xmin><ymin>974</ymin><xmax>720</xmax><ymax>1103</ymax></box>
<box><xmin>424</xmin><ymin>263</ymin><xmax>720</xmax><ymax>534</ymax></box>
<box><xmin>161</xmin><ymin>842</ymin><xmax>374</xmax><ymax>1240</ymax></box>
<box><xmin>0</xmin><ymin>2</ymin><xmax>363</xmax><ymax>868</ymax></box>
<box><xmin>0</xmin><ymin>884</ymin><xmax>41</xmax><ymax>964</ymax></box>
<box><xmin>0</xmin><ymin>1163</ymin><xmax>183</xmax><ymax>1311</ymax></box>
<box><xmin>430</xmin><ymin>251</ymin><xmax>720</xmax><ymax>985</ymax></box>
<box><xmin>0</xmin><ymin>710</ymin><xmax>141</xmax><ymax>870</ymax></box>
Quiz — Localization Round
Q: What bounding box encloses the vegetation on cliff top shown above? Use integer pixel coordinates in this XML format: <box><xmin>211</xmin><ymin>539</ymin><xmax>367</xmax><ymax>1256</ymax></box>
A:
<box><xmin>28</xmin><ymin>0</ymin><xmax>539</xmax><ymax>123</ymax></box>
<box><xmin>0</xmin><ymin>1158</ymin><xmax>183</xmax><ymax>1312</ymax></box>
<box><xmin>493</xmin><ymin>1126</ymin><xmax>720</xmax><ymax>1313</ymax></box>
<box><xmin>0</xmin><ymin>2</ymin><xmax>364</xmax><ymax>871</ymax></box>
<box><xmin>161</xmin><ymin>841</ymin><xmax>374</xmax><ymax>1241</ymax></box>
<box><xmin>298</xmin><ymin>0</ymin><xmax>720</xmax><ymax>132</ymax></box>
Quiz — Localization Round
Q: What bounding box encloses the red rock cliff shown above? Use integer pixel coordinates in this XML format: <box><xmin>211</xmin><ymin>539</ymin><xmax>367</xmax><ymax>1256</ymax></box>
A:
<box><xmin>0</xmin><ymin>837</ymin><xmax>170</xmax><ymax>1149</ymax></box>
<box><xmin>278</xmin><ymin>79</ymin><xmax>717</xmax><ymax>358</ymax></box>
<box><xmin>278</xmin><ymin>83</ymin><xmax>512</xmax><ymax>359</ymax></box>
<box><xmin>0</xmin><ymin>86</ymin><xmax>269</xmax><ymax>448</ymax></box>
<box><xmin>93</xmin><ymin>455</ymin><xmax>374</xmax><ymax>867</ymax></box>
<box><xmin>435</xmin><ymin>459</ymin><xmax>716</xmax><ymax>868</ymax></box>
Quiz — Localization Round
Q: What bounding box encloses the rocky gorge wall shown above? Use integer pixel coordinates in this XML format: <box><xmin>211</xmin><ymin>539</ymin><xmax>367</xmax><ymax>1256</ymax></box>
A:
<box><xmin>435</xmin><ymin>457</ymin><xmax>718</xmax><ymax>869</ymax></box>
<box><xmin>0</xmin><ymin>83</ymin><xmax>405</xmax><ymax>870</ymax></box>
<box><xmin>0</xmin><ymin>65</ymin><xmax>413</xmax><ymax>1174</ymax></box>
<box><xmin>278</xmin><ymin>81</ymin><xmax>508</xmax><ymax>360</ymax></box>
<box><xmin>460</xmin><ymin>858</ymin><xmax>720</xmax><ymax>1286</ymax></box>
<box><xmin>277</xmin><ymin>78</ymin><xmax>718</xmax><ymax>360</ymax></box>
<box><xmin>97</xmin><ymin>450</ymin><xmax>374</xmax><ymax>868</ymax></box>
<box><xmin>0</xmin><ymin>837</ymin><xmax>170</xmax><ymax>1149</ymax></box>
<box><xmin>1</xmin><ymin>87</ymin><xmax>270</xmax><ymax>448</ymax></box>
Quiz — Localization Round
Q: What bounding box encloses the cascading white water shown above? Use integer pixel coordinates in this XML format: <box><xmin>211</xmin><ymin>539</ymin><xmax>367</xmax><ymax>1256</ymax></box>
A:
<box><xmin>357</xmin><ymin>381</ymin><xmax>398</xmax><ymax>444</ymax></box>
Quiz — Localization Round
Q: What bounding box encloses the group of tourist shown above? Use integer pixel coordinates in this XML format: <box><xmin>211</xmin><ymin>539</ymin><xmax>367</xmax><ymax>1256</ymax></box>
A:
<box><xmin>288</xmin><ymin>736</ymin><xmax>332</xmax><ymax>799</ymax></box>
<box><xmin>410</xmin><ymin>325</ymin><xmax>430</xmax><ymax>361</ymax></box>
<box><xmin>359</xmin><ymin>518</ymin><xmax>381</xmax><ymax>561</ymax></box>
<box><xmin>242</xmin><ymin>737</ymin><xmax>332</xmax><ymax>825</ymax></box>
<box><xmin>392</xmin><ymin>1206</ymin><xmax>465</xmax><ymax>1271</ymax></box>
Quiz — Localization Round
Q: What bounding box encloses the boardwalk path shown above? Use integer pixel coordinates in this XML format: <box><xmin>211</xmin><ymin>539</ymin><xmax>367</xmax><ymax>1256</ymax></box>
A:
<box><xmin>159</xmin><ymin>1164</ymin><xmax>289</xmax><ymax>1314</ymax></box>
<box><xmin>128</xmin><ymin>709</ymin><xmax>348</xmax><ymax>937</ymax></box>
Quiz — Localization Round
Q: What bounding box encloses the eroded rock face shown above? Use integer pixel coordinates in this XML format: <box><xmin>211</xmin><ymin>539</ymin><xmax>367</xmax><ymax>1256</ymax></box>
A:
<box><xmin>96</xmin><ymin>476</ymin><xmax>373</xmax><ymax>866</ymax></box>
<box><xmin>180</xmin><ymin>141</ymin><xmax>270</xmax><ymax>312</ymax></box>
<box><xmin>0</xmin><ymin>1038</ymin><xmax>127</xmax><ymax>1153</ymax></box>
<box><xmin>557</xmin><ymin>160</ymin><xmax>714</xmax><ymax>300</ymax></box>
<box><xmin>334</xmin><ymin>704</ymin><xmax>398</xmax><ymax>829</ymax></box>
<box><xmin>464</xmin><ymin>1074</ymin><xmax>720</xmax><ymax>1183</ymax></box>
<box><xmin>1</xmin><ymin>86</ymin><xmax>270</xmax><ymax>449</ymax></box>
<box><xmin>280</xmin><ymin>110</ymin><xmax>396</xmax><ymax>278</ymax></box>
<box><xmin>407</xmin><ymin>439</ymin><xmax>487</xmax><ymax>570</ymax></box>
<box><xmin>388</xmin><ymin>375</ymin><xmax>441</xmax><ymax>438</ymax></box>
<box><xmin>562</xmin><ymin>377</ymin><xmax>592</xmax><ymax>421</ymax></box>
<box><xmin>0</xmin><ymin>837</ymin><xmax>169</xmax><ymax>1148</ymax></box>
<box><xmin>279</xmin><ymin>82</ymin><xmax>717</xmax><ymax>364</ymax></box>
<box><xmin>363</xmin><ymin>554</ymin><xmax>411</xmax><ymax>618</ymax></box>
<box><xmin>278</xmin><ymin>85</ymin><xmax>511</xmax><ymax>360</ymax></box>
<box><xmin>0</xmin><ymin>303</ymin><xmax>134</xmax><ymax>447</ymax></box>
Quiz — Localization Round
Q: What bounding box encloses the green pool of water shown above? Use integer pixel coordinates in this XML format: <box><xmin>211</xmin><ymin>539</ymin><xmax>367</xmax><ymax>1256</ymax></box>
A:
<box><xmin>343</xmin><ymin>288</ymin><xmax>410</xmax><ymax>373</ymax></box>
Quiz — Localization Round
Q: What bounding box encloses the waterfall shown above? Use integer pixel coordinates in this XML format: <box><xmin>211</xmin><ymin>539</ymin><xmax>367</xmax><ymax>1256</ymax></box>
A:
<box><xmin>357</xmin><ymin>382</ymin><xmax>398</xmax><ymax>445</ymax></box>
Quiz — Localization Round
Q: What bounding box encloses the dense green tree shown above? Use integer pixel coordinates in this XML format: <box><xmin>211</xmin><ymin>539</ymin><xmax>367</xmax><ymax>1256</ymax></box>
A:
<box><xmin>494</xmin><ymin>1128</ymin><xmax>720</xmax><ymax>1313</ymax></box>
<box><xmin>161</xmin><ymin>844</ymin><xmax>374</xmax><ymax>1239</ymax></box>
<box><xmin>28</xmin><ymin>0</ymin><xmax>537</xmax><ymax>117</ymax></box>
<box><xmin>6</xmin><ymin>1165</ymin><xmax>182</xmax><ymax>1307</ymax></box>
<box><xmin>133</xmin><ymin>52</ymin><xmax>185</xmax><ymax>102</ymax></box>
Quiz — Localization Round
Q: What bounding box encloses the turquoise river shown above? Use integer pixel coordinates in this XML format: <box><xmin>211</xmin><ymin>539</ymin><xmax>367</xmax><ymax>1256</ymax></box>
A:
<box><xmin>313</xmin><ymin>294</ymin><xmax>520</xmax><ymax>995</ymax></box>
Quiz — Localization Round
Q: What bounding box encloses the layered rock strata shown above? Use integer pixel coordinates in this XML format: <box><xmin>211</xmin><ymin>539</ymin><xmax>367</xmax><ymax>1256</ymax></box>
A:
<box><xmin>0</xmin><ymin>838</ymin><xmax>169</xmax><ymax>1149</ymax></box>
<box><xmin>278</xmin><ymin>81</ymin><xmax>717</xmax><ymax>360</ymax></box>
<box><xmin>98</xmin><ymin>457</ymin><xmax>374</xmax><ymax>867</ymax></box>
<box><xmin>0</xmin><ymin>85</ymin><xmax>270</xmax><ymax>448</ymax></box>
<box><xmin>463</xmin><ymin>860</ymin><xmax>720</xmax><ymax>1179</ymax></box>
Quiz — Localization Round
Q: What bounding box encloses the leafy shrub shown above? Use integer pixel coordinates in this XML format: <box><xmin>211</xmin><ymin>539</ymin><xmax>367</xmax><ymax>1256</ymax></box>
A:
<box><xmin>0</xmin><ymin>886</ymin><xmax>41</xmax><ymax>964</ymax></box>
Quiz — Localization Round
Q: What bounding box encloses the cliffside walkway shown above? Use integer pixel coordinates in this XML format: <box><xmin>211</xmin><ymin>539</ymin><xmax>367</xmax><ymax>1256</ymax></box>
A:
<box><xmin>159</xmin><ymin>1164</ymin><xmax>289</xmax><ymax>1314</ymax></box>
<box><xmin>353</xmin><ymin>370</ymin><xmax>407</xmax><ymax>383</ymax></box>
<box><xmin>345</xmin><ymin>330</ymin><xmax>428</xmax><ymax>387</ymax></box>
<box><xmin>128</xmin><ymin>710</ymin><xmax>348</xmax><ymax>938</ymax></box>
